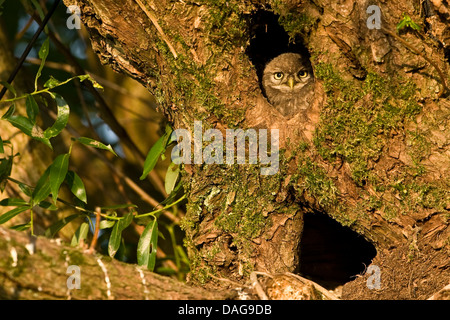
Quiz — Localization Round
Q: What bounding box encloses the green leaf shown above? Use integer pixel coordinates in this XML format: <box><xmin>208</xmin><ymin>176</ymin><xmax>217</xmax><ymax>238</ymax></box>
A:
<box><xmin>71</xmin><ymin>222</ymin><xmax>89</xmax><ymax>246</ymax></box>
<box><xmin>410</xmin><ymin>21</ymin><xmax>421</xmax><ymax>31</ymax></box>
<box><xmin>100</xmin><ymin>219</ymin><xmax>115</xmax><ymax>229</ymax></box>
<box><xmin>77</xmin><ymin>74</ymin><xmax>103</xmax><ymax>89</ymax></box>
<box><xmin>44</xmin><ymin>76</ymin><xmax>61</xmax><ymax>89</ymax></box>
<box><xmin>65</xmin><ymin>171</ymin><xmax>87</xmax><ymax>203</ymax></box>
<box><xmin>137</xmin><ymin>217</ymin><xmax>158</xmax><ymax>271</ymax></box>
<box><xmin>158</xmin><ymin>183</ymin><xmax>183</xmax><ymax>208</ymax></box>
<box><xmin>108</xmin><ymin>212</ymin><xmax>133</xmax><ymax>258</ymax></box>
<box><xmin>164</xmin><ymin>162</ymin><xmax>180</xmax><ymax>195</ymax></box>
<box><xmin>0</xmin><ymin>1</ymin><xmax>5</xmax><ymax>17</ymax></box>
<box><xmin>0</xmin><ymin>206</ymin><xmax>29</xmax><ymax>224</ymax></box>
<box><xmin>18</xmin><ymin>182</ymin><xmax>33</xmax><ymax>197</ymax></box>
<box><xmin>75</xmin><ymin>137</ymin><xmax>118</xmax><ymax>156</ymax></box>
<box><xmin>1</xmin><ymin>103</ymin><xmax>15</xmax><ymax>119</ymax></box>
<box><xmin>38</xmin><ymin>200</ymin><xmax>58</xmax><ymax>210</ymax></box>
<box><xmin>10</xmin><ymin>222</ymin><xmax>32</xmax><ymax>231</ymax></box>
<box><xmin>0</xmin><ymin>157</ymin><xmax>13</xmax><ymax>189</ymax></box>
<box><xmin>26</xmin><ymin>95</ymin><xmax>39</xmax><ymax>122</ymax></box>
<box><xmin>0</xmin><ymin>136</ymin><xmax>3</xmax><ymax>154</ymax></box>
<box><xmin>35</xmin><ymin>37</ymin><xmax>50</xmax><ymax>91</ymax></box>
<box><xmin>44</xmin><ymin>213</ymin><xmax>81</xmax><ymax>238</ymax></box>
<box><xmin>44</xmin><ymin>93</ymin><xmax>70</xmax><ymax>139</ymax></box>
<box><xmin>0</xmin><ymin>81</ymin><xmax>16</xmax><ymax>97</ymax></box>
<box><xmin>31</xmin><ymin>166</ymin><xmax>51</xmax><ymax>206</ymax></box>
<box><xmin>0</xmin><ymin>198</ymin><xmax>29</xmax><ymax>207</ymax></box>
<box><xmin>140</xmin><ymin>126</ymin><xmax>173</xmax><ymax>180</ymax></box>
<box><xmin>49</xmin><ymin>153</ymin><xmax>70</xmax><ymax>204</ymax></box>
<box><xmin>4</xmin><ymin>115</ymin><xmax>52</xmax><ymax>149</ymax></box>
<box><xmin>396</xmin><ymin>19</ymin><xmax>407</xmax><ymax>31</ymax></box>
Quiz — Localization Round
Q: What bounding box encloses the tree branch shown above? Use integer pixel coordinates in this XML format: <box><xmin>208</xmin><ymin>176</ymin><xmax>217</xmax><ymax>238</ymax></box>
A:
<box><xmin>0</xmin><ymin>226</ymin><xmax>232</xmax><ymax>300</ymax></box>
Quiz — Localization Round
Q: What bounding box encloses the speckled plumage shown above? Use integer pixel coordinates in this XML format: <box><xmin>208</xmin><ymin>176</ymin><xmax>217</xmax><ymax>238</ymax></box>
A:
<box><xmin>262</xmin><ymin>53</ymin><xmax>314</xmax><ymax>117</ymax></box>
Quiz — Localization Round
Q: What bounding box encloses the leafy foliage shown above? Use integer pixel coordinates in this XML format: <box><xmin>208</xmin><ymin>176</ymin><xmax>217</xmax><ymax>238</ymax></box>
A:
<box><xmin>396</xmin><ymin>14</ymin><xmax>421</xmax><ymax>32</ymax></box>
<box><xmin>0</xmin><ymin>3</ymin><xmax>187</xmax><ymax>275</ymax></box>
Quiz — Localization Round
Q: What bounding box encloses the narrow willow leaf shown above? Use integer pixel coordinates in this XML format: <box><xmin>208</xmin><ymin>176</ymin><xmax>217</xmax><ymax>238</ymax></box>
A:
<box><xmin>0</xmin><ymin>198</ymin><xmax>29</xmax><ymax>207</ymax></box>
<box><xmin>44</xmin><ymin>213</ymin><xmax>80</xmax><ymax>238</ymax></box>
<box><xmin>0</xmin><ymin>157</ymin><xmax>13</xmax><ymax>189</ymax></box>
<box><xmin>108</xmin><ymin>212</ymin><xmax>133</xmax><ymax>258</ymax></box>
<box><xmin>65</xmin><ymin>171</ymin><xmax>87</xmax><ymax>203</ymax></box>
<box><xmin>4</xmin><ymin>115</ymin><xmax>52</xmax><ymax>148</ymax></box>
<box><xmin>137</xmin><ymin>217</ymin><xmax>158</xmax><ymax>271</ymax></box>
<box><xmin>410</xmin><ymin>21</ymin><xmax>421</xmax><ymax>31</ymax></box>
<box><xmin>49</xmin><ymin>153</ymin><xmax>70</xmax><ymax>204</ymax></box>
<box><xmin>0</xmin><ymin>81</ymin><xmax>16</xmax><ymax>97</ymax></box>
<box><xmin>71</xmin><ymin>222</ymin><xmax>89</xmax><ymax>246</ymax></box>
<box><xmin>26</xmin><ymin>95</ymin><xmax>39</xmax><ymax>122</ymax></box>
<box><xmin>1</xmin><ymin>103</ymin><xmax>15</xmax><ymax>119</ymax></box>
<box><xmin>35</xmin><ymin>37</ymin><xmax>50</xmax><ymax>91</ymax></box>
<box><xmin>0</xmin><ymin>136</ymin><xmax>4</xmax><ymax>154</ymax></box>
<box><xmin>18</xmin><ymin>183</ymin><xmax>33</xmax><ymax>197</ymax></box>
<box><xmin>44</xmin><ymin>93</ymin><xmax>70</xmax><ymax>139</ymax></box>
<box><xmin>164</xmin><ymin>162</ymin><xmax>180</xmax><ymax>195</ymax></box>
<box><xmin>0</xmin><ymin>206</ymin><xmax>29</xmax><ymax>224</ymax></box>
<box><xmin>396</xmin><ymin>19</ymin><xmax>407</xmax><ymax>31</ymax></box>
<box><xmin>31</xmin><ymin>166</ymin><xmax>51</xmax><ymax>206</ymax></box>
<box><xmin>6</xmin><ymin>115</ymin><xmax>33</xmax><ymax>134</ymax></box>
<box><xmin>158</xmin><ymin>183</ymin><xmax>183</xmax><ymax>208</ymax></box>
<box><xmin>10</xmin><ymin>222</ymin><xmax>31</xmax><ymax>231</ymax></box>
<box><xmin>75</xmin><ymin>137</ymin><xmax>118</xmax><ymax>156</ymax></box>
<box><xmin>140</xmin><ymin>126</ymin><xmax>173</xmax><ymax>180</ymax></box>
<box><xmin>99</xmin><ymin>219</ymin><xmax>115</xmax><ymax>229</ymax></box>
<box><xmin>38</xmin><ymin>200</ymin><xmax>58</xmax><ymax>211</ymax></box>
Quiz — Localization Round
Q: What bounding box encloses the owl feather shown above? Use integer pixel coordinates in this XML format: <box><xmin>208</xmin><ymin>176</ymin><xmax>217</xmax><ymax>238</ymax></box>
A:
<box><xmin>262</xmin><ymin>53</ymin><xmax>314</xmax><ymax>117</ymax></box>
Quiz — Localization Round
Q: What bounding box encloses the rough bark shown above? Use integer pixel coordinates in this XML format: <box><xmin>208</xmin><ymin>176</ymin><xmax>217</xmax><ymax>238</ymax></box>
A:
<box><xmin>36</xmin><ymin>0</ymin><xmax>450</xmax><ymax>299</ymax></box>
<box><xmin>0</xmin><ymin>226</ymin><xmax>232</xmax><ymax>299</ymax></box>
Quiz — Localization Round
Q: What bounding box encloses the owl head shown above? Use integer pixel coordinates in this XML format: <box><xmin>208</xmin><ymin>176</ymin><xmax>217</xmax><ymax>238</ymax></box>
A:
<box><xmin>262</xmin><ymin>53</ymin><xmax>314</xmax><ymax>116</ymax></box>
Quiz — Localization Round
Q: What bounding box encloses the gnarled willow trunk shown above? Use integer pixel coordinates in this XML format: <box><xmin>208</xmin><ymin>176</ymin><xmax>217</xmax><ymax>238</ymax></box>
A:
<box><xmin>64</xmin><ymin>0</ymin><xmax>449</xmax><ymax>299</ymax></box>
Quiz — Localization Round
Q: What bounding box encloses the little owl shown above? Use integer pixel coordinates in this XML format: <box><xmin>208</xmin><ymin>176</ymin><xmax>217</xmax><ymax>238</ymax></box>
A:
<box><xmin>262</xmin><ymin>53</ymin><xmax>314</xmax><ymax>117</ymax></box>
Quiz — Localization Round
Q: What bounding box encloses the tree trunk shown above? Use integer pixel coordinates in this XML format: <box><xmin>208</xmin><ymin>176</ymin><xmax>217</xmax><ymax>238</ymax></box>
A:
<box><xmin>55</xmin><ymin>0</ymin><xmax>450</xmax><ymax>299</ymax></box>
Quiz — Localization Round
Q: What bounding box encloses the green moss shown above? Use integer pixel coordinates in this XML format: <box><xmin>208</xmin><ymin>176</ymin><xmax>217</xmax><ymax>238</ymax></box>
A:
<box><xmin>154</xmin><ymin>2</ymin><xmax>249</xmax><ymax>127</ymax></box>
<box><xmin>295</xmin><ymin>159</ymin><xmax>338</xmax><ymax>208</ymax></box>
<box><xmin>270</xmin><ymin>1</ymin><xmax>316</xmax><ymax>40</ymax></box>
<box><xmin>313</xmin><ymin>63</ymin><xmax>423</xmax><ymax>188</ymax></box>
<box><xmin>60</xmin><ymin>249</ymin><xmax>85</xmax><ymax>266</ymax></box>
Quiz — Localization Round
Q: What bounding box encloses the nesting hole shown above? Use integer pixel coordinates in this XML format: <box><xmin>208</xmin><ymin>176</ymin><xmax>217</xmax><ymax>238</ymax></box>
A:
<box><xmin>245</xmin><ymin>10</ymin><xmax>311</xmax><ymax>93</ymax></box>
<box><xmin>299</xmin><ymin>211</ymin><xmax>377</xmax><ymax>289</ymax></box>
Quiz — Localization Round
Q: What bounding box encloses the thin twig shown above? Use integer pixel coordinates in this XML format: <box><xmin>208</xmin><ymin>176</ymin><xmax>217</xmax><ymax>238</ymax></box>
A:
<box><xmin>87</xmin><ymin>207</ymin><xmax>101</xmax><ymax>254</ymax></box>
<box><xmin>135</xmin><ymin>0</ymin><xmax>178</xmax><ymax>59</ymax></box>
<box><xmin>46</xmin><ymin>109</ymin><xmax>183</xmax><ymax>224</ymax></box>
<box><xmin>284</xmin><ymin>272</ymin><xmax>340</xmax><ymax>300</ymax></box>
<box><xmin>250</xmin><ymin>272</ymin><xmax>270</xmax><ymax>300</ymax></box>
<box><xmin>28</xmin><ymin>14</ymin><xmax>167</xmax><ymax>197</ymax></box>
<box><xmin>0</xmin><ymin>0</ymin><xmax>61</xmax><ymax>100</ymax></box>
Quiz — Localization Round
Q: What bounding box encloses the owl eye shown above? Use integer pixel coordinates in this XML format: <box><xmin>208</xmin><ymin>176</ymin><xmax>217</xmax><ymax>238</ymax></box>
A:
<box><xmin>298</xmin><ymin>70</ymin><xmax>308</xmax><ymax>78</ymax></box>
<box><xmin>273</xmin><ymin>72</ymin><xmax>284</xmax><ymax>80</ymax></box>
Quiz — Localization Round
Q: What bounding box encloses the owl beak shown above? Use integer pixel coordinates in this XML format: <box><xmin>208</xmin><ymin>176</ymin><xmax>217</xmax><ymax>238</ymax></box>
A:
<box><xmin>287</xmin><ymin>76</ymin><xmax>295</xmax><ymax>89</ymax></box>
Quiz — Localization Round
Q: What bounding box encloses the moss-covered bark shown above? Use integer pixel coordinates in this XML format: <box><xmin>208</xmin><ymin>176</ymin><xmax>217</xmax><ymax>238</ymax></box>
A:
<box><xmin>0</xmin><ymin>226</ymin><xmax>230</xmax><ymax>299</ymax></box>
<box><xmin>63</xmin><ymin>0</ymin><xmax>449</xmax><ymax>298</ymax></box>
